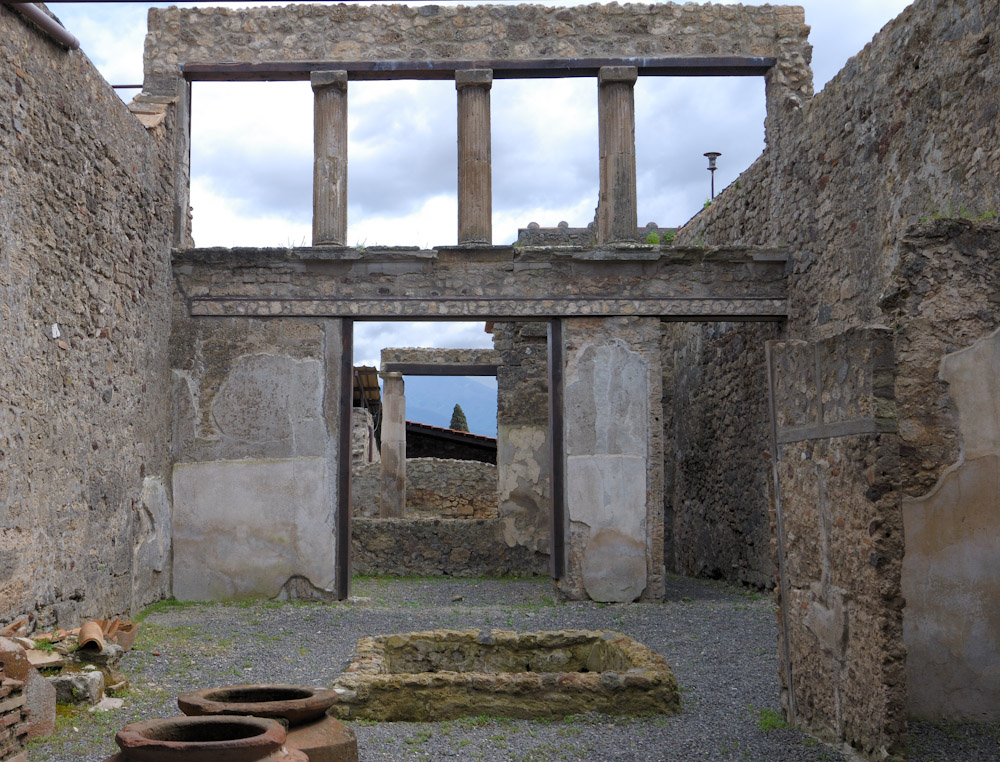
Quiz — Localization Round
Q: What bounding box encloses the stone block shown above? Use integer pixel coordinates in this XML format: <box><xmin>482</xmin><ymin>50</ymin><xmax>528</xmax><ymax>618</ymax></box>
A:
<box><xmin>49</xmin><ymin>669</ymin><xmax>104</xmax><ymax>706</ymax></box>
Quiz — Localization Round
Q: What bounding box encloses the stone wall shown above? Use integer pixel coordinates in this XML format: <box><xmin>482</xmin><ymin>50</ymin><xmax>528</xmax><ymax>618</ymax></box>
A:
<box><xmin>674</xmin><ymin>0</ymin><xmax>1000</xmax><ymax>741</ymax></box>
<box><xmin>884</xmin><ymin>220</ymin><xmax>1000</xmax><ymax>721</ymax></box>
<box><xmin>1</xmin><ymin>5</ymin><xmax>175</xmax><ymax>628</ymax></box>
<box><xmin>661</xmin><ymin>321</ymin><xmax>779</xmax><ymax>590</ymax></box>
<box><xmin>677</xmin><ymin>0</ymin><xmax>999</xmax><ymax>339</ymax></box>
<box><xmin>170</xmin><ymin>311</ymin><xmax>347</xmax><ymax>600</ymax></box>
<box><xmin>380</xmin><ymin>347</ymin><xmax>499</xmax><ymax>368</ymax></box>
<box><xmin>352</xmin><ymin>457</ymin><xmax>497</xmax><ymax>519</ymax></box>
<box><xmin>494</xmin><ymin>322</ymin><xmax>550</xmax><ymax>564</ymax></box>
<box><xmin>352</xmin><ymin>518</ymin><xmax>547</xmax><ymax>578</ymax></box>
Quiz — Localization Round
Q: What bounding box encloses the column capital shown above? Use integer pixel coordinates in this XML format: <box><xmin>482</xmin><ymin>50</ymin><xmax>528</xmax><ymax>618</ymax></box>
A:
<box><xmin>598</xmin><ymin>66</ymin><xmax>638</xmax><ymax>86</ymax></box>
<box><xmin>456</xmin><ymin>68</ymin><xmax>493</xmax><ymax>90</ymax></box>
<box><xmin>379</xmin><ymin>371</ymin><xmax>404</xmax><ymax>381</ymax></box>
<box><xmin>311</xmin><ymin>70</ymin><xmax>348</xmax><ymax>92</ymax></box>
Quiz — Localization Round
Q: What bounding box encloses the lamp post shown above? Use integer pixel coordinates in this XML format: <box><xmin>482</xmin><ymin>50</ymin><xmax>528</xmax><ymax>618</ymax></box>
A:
<box><xmin>704</xmin><ymin>151</ymin><xmax>721</xmax><ymax>200</ymax></box>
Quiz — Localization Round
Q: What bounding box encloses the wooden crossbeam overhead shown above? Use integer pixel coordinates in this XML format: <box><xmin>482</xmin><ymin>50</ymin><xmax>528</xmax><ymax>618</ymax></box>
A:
<box><xmin>182</xmin><ymin>56</ymin><xmax>777</xmax><ymax>82</ymax></box>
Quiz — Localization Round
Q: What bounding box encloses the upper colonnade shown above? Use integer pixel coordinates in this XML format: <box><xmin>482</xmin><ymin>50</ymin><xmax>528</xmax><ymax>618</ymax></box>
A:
<box><xmin>140</xmin><ymin>3</ymin><xmax>813</xmax><ymax>249</ymax></box>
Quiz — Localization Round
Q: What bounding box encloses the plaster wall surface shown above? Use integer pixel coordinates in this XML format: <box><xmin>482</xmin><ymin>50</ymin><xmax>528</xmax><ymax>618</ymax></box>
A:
<box><xmin>172</xmin><ymin>458</ymin><xmax>334</xmax><ymax>600</ymax></box>
<box><xmin>1</xmin><ymin>5</ymin><xmax>175</xmax><ymax>627</ymax></box>
<box><xmin>170</xmin><ymin>312</ymin><xmax>344</xmax><ymax>600</ymax></box>
<box><xmin>560</xmin><ymin>318</ymin><xmax>663</xmax><ymax>603</ymax></box>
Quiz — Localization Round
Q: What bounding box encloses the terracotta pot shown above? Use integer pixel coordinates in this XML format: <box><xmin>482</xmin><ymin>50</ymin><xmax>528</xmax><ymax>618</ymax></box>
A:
<box><xmin>104</xmin><ymin>715</ymin><xmax>307</xmax><ymax>762</ymax></box>
<box><xmin>178</xmin><ymin>684</ymin><xmax>357</xmax><ymax>762</ymax></box>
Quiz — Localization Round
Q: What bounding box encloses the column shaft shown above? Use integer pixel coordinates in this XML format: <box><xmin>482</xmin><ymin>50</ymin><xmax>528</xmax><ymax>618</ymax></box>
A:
<box><xmin>597</xmin><ymin>66</ymin><xmax>638</xmax><ymax>244</ymax></box>
<box><xmin>312</xmin><ymin>70</ymin><xmax>348</xmax><ymax>246</ymax></box>
<box><xmin>456</xmin><ymin>69</ymin><xmax>493</xmax><ymax>245</ymax></box>
<box><xmin>378</xmin><ymin>372</ymin><xmax>406</xmax><ymax>518</ymax></box>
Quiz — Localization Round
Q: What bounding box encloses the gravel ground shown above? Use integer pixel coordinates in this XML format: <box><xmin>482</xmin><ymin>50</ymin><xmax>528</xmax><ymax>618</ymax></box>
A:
<box><xmin>28</xmin><ymin>575</ymin><xmax>1000</xmax><ymax>762</ymax></box>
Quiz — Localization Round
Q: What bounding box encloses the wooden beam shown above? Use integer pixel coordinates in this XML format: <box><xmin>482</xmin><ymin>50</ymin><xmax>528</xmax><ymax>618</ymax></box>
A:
<box><xmin>182</xmin><ymin>56</ymin><xmax>776</xmax><ymax>82</ymax></box>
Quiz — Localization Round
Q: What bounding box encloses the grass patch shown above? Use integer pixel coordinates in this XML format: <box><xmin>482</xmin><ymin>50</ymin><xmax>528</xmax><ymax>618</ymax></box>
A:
<box><xmin>756</xmin><ymin>707</ymin><xmax>790</xmax><ymax>732</ymax></box>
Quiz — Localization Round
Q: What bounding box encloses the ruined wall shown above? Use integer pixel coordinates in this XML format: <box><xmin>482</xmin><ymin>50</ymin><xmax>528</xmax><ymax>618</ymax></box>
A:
<box><xmin>661</xmin><ymin>322</ymin><xmax>779</xmax><ymax>590</ymax></box>
<box><xmin>1</xmin><ymin>5</ymin><xmax>175</xmax><ymax>628</ymax></box>
<box><xmin>883</xmin><ymin>220</ymin><xmax>1000</xmax><ymax>721</ymax></box>
<box><xmin>351</xmin><ymin>408</ymin><xmax>379</xmax><ymax>469</ymax></box>
<box><xmin>494</xmin><ymin>322</ymin><xmax>550</xmax><ymax>566</ymax></box>
<box><xmin>352</xmin><ymin>457</ymin><xmax>497</xmax><ymax>519</ymax></box>
<box><xmin>674</xmin><ymin>0</ymin><xmax>1000</xmax><ymax>738</ymax></box>
<box><xmin>678</xmin><ymin>0</ymin><xmax>999</xmax><ymax>337</ymax></box>
<box><xmin>769</xmin><ymin>329</ymin><xmax>903</xmax><ymax>759</ymax></box>
<box><xmin>352</xmin><ymin>518</ymin><xmax>547</xmax><ymax>578</ymax></box>
<box><xmin>169</xmin><ymin>309</ymin><xmax>346</xmax><ymax>600</ymax></box>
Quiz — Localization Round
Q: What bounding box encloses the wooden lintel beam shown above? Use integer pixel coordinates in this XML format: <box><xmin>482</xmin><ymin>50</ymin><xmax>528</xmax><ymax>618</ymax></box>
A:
<box><xmin>181</xmin><ymin>56</ymin><xmax>776</xmax><ymax>82</ymax></box>
<box><xmin>382</xmin><ymin>363</ymin><xmax>499</xmax><ymax>377</ymax></box>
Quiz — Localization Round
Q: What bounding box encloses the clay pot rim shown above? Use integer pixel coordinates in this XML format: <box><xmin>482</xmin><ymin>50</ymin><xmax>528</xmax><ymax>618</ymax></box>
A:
<box><xmin>178</xmin><ymin>684</ymin><xmax>339</xmax><ymax>725</ymax></box>
<box><xmin>116</xmin><ymin>715</ymin><xmax>286</xmax><ymax>754</ymax></box>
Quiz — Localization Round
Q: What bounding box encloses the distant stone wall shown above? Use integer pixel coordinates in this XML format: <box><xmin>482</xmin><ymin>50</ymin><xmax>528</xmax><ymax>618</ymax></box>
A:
<box><xmin>1</xmin><ymin>5</ymin><xmax>175</xmax><ymax>628</ymax></box>
<box><xmin>352</xmin><ymin>457</ymin><xmax>497</xmax><ymax>519</ymax></box>
<box><xmin>661</xmin><ymin>321</ymin><xmax>779</xmax><ymax>590</ymax></box>
<box><xmin>352</xmin><ymin>408</ymin><xmax>379</xmax><ymax>469</ymax></box>
<box><xmin>352</xmin><ymin>518</ymin><xmax>547</xmax><ymax>578</ymax></box>
<box><xmin>380</xmin><ymin>347</ymin><xmax>499</xmax><ymax>368</ymax></box>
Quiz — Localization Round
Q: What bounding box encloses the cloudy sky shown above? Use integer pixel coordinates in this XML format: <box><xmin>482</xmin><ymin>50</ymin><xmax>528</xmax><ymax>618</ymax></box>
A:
<box><xmin>50</xmin><ymin>0</ymin><xmax>913</xmax><ymax>429</ymax></box>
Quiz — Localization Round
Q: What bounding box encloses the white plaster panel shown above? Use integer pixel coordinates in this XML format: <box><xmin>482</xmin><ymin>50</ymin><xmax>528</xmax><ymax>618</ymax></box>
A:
<box><xmin>172</xmin><ymin>457</ymin><xmax>335</xmax><ymax>600</ymax></box>
<box><xmin>566</xmin><ymin>454</ymin><xmax>647</xmax><ymax>542</ymax></box>
<box><xmin>939</xmin><ymin>326</ymin><xmax>1000</xmax><ymax>460</ymax></box>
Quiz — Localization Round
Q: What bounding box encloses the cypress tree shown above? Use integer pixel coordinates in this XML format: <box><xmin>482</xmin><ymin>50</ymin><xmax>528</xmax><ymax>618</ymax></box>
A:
<box><xmin>449</xmin><ymin>403</ymin><xmax>469</xmax><ymax>432</ymax></box>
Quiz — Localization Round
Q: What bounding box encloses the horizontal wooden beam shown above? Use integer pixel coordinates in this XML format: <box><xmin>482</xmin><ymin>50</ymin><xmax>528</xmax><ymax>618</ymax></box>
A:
<box><xmin>382</xmin><ymin>363</ymin><xmax>498</xmax><ymax>377</ymax></box>
<box><xmin>182</xmin><ymin>56</ymin><xmax>776</xmax><ymax>82</ymax></box>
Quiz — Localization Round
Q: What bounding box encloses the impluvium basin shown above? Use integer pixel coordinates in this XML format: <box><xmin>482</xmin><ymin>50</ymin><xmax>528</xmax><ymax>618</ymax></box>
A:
<box><xmin>330</xmin><ymin>629</ymin><xmax>680</xmax><ymax>721</ymax></box>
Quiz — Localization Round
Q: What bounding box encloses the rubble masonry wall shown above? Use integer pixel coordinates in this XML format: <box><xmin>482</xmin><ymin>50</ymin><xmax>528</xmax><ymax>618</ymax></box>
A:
<box><xmin>661</xmin><ymin>321</ymin><xmax>779</xmax><ymax>590</ymax></box>
<box><xmin>1</xmin><ymin>5</ymin><xmax>175</xmax><ymax>628</ymax></box>
<box><xmin>352</xmin><ymin>457</ymin><xmax>497</xmax><ymax>519</ymax></box>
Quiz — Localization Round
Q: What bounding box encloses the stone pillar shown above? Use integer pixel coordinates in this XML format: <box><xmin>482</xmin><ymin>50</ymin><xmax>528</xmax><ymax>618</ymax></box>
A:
<box><xmin>596</xmin><ymin>66</ymin><xmax>638</xmax><ymax>244</ymax></box>
<box><xmin>456</xmin><ymin>69</ymin><xmax>493</xmax><ymax>245</ymax></box>
<box><xmin>378</xmin><ymin>372</ymin><xmax>406</xmax><ymax>518</ymax></box>
<box><xmin>559</xmin><ymin>317</ymin><xmax>664</xmax><ymax>602</ymax></box>
<box><xmin>312</xmin><ymin>70</ymin><xmax>348</xmax><ymax>246</ymax></box>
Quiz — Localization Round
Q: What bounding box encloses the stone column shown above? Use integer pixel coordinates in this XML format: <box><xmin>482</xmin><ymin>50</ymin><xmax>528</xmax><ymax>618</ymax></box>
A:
<box><xmin>456</xmin><ymin>69</ymin><xmax>493</xmax><ymax>245</ymax></box>
<box><xmin>312</xmin><ymin>70</ymin><xmax>348</xmax><ymax>246</ymax></box>
<box><xmin>558</xmin><ymin>317</ymin><xmax>664</xmax><ymax>602</ymax></box>
<box><xmin>378</xmin><ymin>372</ymin><xmax>406</xmax><ymax>518</ymax></box>
<box><xmin>596</xmin><ymin>66</ymin><xmax>638</xmax><ymax>244</ymax></box>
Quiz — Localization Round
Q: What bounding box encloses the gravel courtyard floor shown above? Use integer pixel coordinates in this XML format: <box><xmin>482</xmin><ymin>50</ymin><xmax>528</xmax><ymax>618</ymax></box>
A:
<box><xmin>28</xmin><ymin>575</ymin><xmax>1000</xmax><ymax>762</ymax></box>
